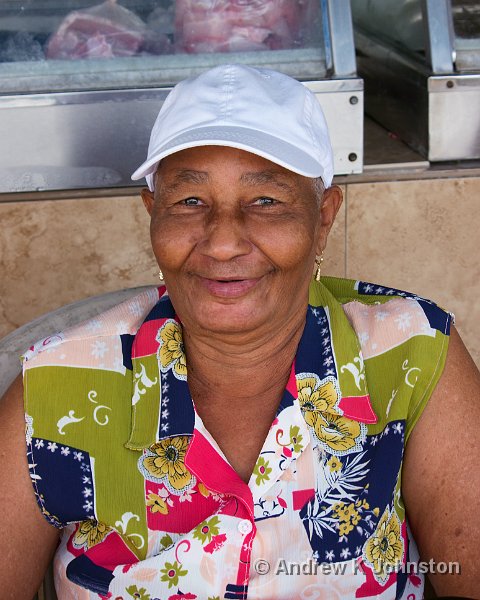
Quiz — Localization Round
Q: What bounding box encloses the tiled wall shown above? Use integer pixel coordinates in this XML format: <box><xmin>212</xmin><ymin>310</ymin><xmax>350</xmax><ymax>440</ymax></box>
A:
<box><xmin>1</xmin><ymin>175</ymin><xmax>479</xmax><ymax>366</ymax></box>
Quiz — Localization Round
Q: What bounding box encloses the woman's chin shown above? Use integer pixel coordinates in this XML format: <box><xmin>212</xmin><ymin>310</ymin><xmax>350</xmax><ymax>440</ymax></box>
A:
<box><xmin>180</xmin><ymin>295</ymin><xmax>272</xmax><ymax>336</ymax></box>
<box><xmin>198</xmin><ymin>304</ymin><xmax>265</xmax><ymax>334</ymax></box>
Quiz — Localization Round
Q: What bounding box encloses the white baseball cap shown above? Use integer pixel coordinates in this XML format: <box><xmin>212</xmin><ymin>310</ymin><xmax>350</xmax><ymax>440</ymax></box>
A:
<box><xmin>131</xmin><ymin>63</ymin><xmax>334</xmax><ymax>191</ymax></box>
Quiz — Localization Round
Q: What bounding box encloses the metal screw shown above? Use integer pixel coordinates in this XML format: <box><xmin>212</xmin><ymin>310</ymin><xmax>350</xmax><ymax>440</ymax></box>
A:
<box><xmin>348</xmin><ymin>153</ymin><xmax>357</xmax><ymax>162</ymax></box>
<box><xmin>446</xmin><ymin>80</ymin><xmax>454</xmax><ymax>89</ymax></box>
<box><xmin>349</xmin><ymin>96</ymin><xmax>359</xmax><ymax>105</ymax></box>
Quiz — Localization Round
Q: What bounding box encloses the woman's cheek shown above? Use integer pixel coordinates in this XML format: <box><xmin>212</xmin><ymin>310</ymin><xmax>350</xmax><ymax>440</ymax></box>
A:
<box><xmin>151</xmin><ymin>225</ymin><xmax>198</xmax><ymax>270</ymax></box>
<box><xmin>255</xmin><ymin>226</ymin><xmax>316</xmax><ymax>269</ymax></box>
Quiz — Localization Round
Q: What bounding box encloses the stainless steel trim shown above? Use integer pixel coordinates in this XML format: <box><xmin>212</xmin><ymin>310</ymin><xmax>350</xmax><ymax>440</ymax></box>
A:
<box><xmin>421</xmin><ymin>0</ymin><xmax>454</xmax><ymax>73</ymax></box>
<box><xmin>0</xmin><ymin>88</ymin><xmax>171</xmax><ymax>193</ymax></box>
<box><xmin>428</xmin><ymin>73</ymin><xmax>480</xmax><ymax>91</ymax></box>
<box><xmin>428</xmin><ymin>75</ymin><xmax>480</xmax><ymax>160</ymax></box>
<box><xmin>306</xmin><ymin>78</ymin><xmax>363</xmax><ymax>93</ymax></box>
<box><xmin>326</xmin><ymin>0</ymin><xmax>357</xmax><ymax>77</ymax></box>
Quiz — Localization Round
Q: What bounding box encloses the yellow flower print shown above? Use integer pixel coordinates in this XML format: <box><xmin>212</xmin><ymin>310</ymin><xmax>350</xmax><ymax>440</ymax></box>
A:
<box><xmin>339</xmin><ymin>521</ymin><xmax>354</xmax><ymax>536</ymax></box>
<box><xmin>146</xmin><ymin>492</ymin><xmax>169</xmax><ymax>515</ymax></box>
<box><xmin>157</xmin><ymin>320</ymin><xmax>187</xmax><ymax>379</ymax></box>
<box><xmin>297</xmin><ymin>377</ymin><xmax>339</xmax><ymax>426</ymax></box>
<box><xmin>198</xmin><ymin>482</ymin><xmax>210</xmax><ymax>497</ymax></box>
<box><xmin>364</xmin><ymin>506</ymin><xmax>404</xmax><ymax>583</ymax></box>
<box><xmin>356</xmin><ymin>498</ymin><xmax>370</xmax><ymax>510</ymax></box>
<box><xmin>327</xmin><ymin>455</ymin><xmax>343</xmax><ymax>472</ymax></box>
<box><xmin>252</xmin><ymin>456</ymin><xmax>272</xmax><ymax>486</ymax></box>
<box><xmin>73</xmin><ymin>519</ymin><xmax>111</xmax><ymax>550</ymax></box>
<box><xmin>142</xmin><ymin>436</ymin><xmax>192</xmax><ymax>492</ymax></box>
<box><xmin>333</xmin><ymin>501</ymin><xmax>362</xmax><ymax>538</ymax></box>
<box><xmin>313</xmin><ymin>412</ymin><xmax>363</xmax><ymax>453</ymax></box>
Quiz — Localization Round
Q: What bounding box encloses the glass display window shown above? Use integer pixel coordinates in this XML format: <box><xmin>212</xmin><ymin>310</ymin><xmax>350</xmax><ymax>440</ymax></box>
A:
<box><xmin>0</xmin><ymin>0</ymin><xmax>334</xmax><ymax>93</ymax></box>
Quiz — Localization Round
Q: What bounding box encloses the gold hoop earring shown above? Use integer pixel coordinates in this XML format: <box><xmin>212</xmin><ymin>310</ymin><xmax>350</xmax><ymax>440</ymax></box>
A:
<box><xmin>158</xmin><ymin>270</ymin><xmax>164</xmax><ymax>281</ymax></box>
<box><xmin>314</xmin><ymin>252</ymin><xmax>324</xmax><ymax>282</ymax></box>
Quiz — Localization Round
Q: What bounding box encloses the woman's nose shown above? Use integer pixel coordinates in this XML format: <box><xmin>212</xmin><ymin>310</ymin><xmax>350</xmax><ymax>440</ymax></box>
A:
<box><xmin>199</xmin><ymin>209</ymin><xmax>251</xmax><ymax>261</ymax></box>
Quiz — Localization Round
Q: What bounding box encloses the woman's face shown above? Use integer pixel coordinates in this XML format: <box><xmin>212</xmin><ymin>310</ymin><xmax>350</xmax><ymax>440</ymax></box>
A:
<box><xmin>143</xmin><ymin>146</ymin><xmax>341</xmax><ymax>337</ymax></box>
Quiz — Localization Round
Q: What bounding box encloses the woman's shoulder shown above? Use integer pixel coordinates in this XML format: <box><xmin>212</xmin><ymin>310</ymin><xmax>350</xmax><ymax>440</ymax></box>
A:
<box><xmin>314</xmin><ymin>276</ymin><xmax>454</xmax><ymax>440</ymax></box>
<box><xmin>317</xmin><ymin>275</ymin><xmax>454</xmax><ymax>337</ymax></box>
<box><xmin>320</xmin><ymin>275</ymin><xmax>451</xmax><ymax>312</ymax></box>
<box><xmin>22</xmin><ymin>286</ymin><xmax>161</xmax><ymax>369</ymax></box>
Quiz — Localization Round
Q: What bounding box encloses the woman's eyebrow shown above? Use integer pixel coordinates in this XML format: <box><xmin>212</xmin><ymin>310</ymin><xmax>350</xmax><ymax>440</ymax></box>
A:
<box><xmin>240</xmin><ymin>171</ymin><xmax>294</xmax><ymax>191</ymax></box>
<box><xmin>158</xmin><ymin>169</ymin><xmax>295</xmax><ymax>194</ymax></box>
<box><xmin>158</xmin><ymin>169</ymin><xmax>210</xmax><ymax>194</ymax></box>
<box><xmin>171</xmin><ymin>169</ymin><xmax>210</xmax><ymax>184</ymax></box>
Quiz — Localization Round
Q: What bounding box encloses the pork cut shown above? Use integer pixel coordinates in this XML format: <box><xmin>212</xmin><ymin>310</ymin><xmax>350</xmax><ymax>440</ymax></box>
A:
<box><xmin>46</xmin><ymin>0</ymin><xmax>146</xmax><ymax>60</ymax></box>
<box><xmin>175</xmin><ymin>0</ymin><xmax>314</xmax><ymax>54</ymax></box>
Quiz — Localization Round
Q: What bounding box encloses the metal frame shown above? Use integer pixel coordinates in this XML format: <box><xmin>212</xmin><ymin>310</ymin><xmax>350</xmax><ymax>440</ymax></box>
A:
<box><xmin>421</xmin><ymin>0</ymin><xmax>455</xmax><ymax>74</ymax></box>
<box><xmin>355</xmin><ymin>25</ymin><xmax>480</xmax><ymax>161</ymax></box>
<box><xmin>326</xmin><ymin>0</ymin><xmax>357</xmax><ymax>77</ymax></box>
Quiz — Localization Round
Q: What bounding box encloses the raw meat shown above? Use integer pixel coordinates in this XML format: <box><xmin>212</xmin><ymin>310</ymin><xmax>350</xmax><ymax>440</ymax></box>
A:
<box><xmin>46</xmin><ymin>0</ymin><xmax>146</xmax><ymax>60</ymax></box>
<box><xmin>175</xmin><ymin>0</ymin><xmax>315</xmax><ymax>54</ymax></box>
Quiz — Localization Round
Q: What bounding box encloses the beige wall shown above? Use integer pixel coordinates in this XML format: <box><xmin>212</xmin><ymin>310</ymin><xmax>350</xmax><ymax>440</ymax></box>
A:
<box><xmin>1</xmin><ymin>175</ymin><xmax>479</xmax><ymax>366</ymax></box>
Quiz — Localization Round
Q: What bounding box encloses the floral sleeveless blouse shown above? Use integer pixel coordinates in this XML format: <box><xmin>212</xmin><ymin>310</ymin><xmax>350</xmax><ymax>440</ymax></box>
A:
<box><xmin>22</xmin><ymin>276</ymin><xmax>452</xmax><ymax>600</ymax></box>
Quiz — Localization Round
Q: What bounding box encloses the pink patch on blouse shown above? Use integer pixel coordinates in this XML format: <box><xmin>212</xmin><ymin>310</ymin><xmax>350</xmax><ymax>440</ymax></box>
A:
<box><xmin>86</xmin><ymin>530</ymin><xmax>139</xmax><ymax>571</ymax></box>
<box><xmin>145</xmin><ymin>480</ymin><xmax>222</xmax><ymax>534</ymax></box>
<box><xmin>343</xmin><ymin>298</ymin><xmax>436</xmax><ymax>360</ymax></box>
<box><xmin>292</xmin><ymin>488</ymin><xmax>315</xmax><ymax>511</ymax></box>
<box><xmin>338</xmin><ymin>395</ymin><xmax>377</xmax><ymax>424</ymax></box>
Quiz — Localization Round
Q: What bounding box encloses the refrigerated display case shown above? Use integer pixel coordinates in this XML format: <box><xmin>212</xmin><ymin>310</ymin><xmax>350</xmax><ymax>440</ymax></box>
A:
<box><xmin>352</xmin><ymin>0</ymin><xmax>480</xmax><ymax>162</ymax></box>
<box><xmin>0</xmin><ymin>0</ymin><xmax>363</xmax><ymax>193</ymax></box>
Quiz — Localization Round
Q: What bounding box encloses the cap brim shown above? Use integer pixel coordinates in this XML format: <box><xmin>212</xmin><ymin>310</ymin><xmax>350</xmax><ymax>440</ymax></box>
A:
<box><xmin>131</xmin><ymin>126</ymin><xmax>326</xmax><ymax>187</ymax></box>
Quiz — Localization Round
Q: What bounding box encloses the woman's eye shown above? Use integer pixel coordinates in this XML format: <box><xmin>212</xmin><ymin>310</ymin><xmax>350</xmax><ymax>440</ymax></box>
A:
<box><xmin>181</xmin><ymin>197</ymin><xmax>202</xmax><ymax>206</ymax></box>
<box><xmin>254</xmin><ymin>197</ymin><xmax>277</xmax><ymax>206</ymax></box>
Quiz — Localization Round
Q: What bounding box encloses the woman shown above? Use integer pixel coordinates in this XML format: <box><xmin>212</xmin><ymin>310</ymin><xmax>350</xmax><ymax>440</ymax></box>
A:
<box><xmin>1</xmin><ymin>64</ymin><xmax>479</xmax><ymax>599</ymax></box>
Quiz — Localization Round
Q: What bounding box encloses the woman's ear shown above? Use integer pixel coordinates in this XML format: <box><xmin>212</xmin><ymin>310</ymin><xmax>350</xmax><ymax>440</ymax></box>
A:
<box><xmin>316</xmin><ymin>185</ymin><xmax>343</xmax><ymax>254</ymax></box>
<box><xmin>141</xmin><ymin>188</ymin><xmax>155</xmax><ymax>216</ymax></box>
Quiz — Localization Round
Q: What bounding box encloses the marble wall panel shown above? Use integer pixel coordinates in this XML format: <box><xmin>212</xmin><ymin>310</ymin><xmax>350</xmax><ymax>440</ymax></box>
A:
<box><xmin>0</xmin><ymin>195</ymin><xmax>155</xmax><ymax>338</ymax></box>
<box><xmin>345</xmin><ymin>177</ymin><xmax>480</xmax><ymax>366</ymax></box>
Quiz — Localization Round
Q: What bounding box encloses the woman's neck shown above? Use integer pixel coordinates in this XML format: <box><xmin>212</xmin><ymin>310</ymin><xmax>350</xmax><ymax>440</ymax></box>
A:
<box><xmin>183</xmin><ymin>308</ymin><xmax>306</xmax><ymax>408</ymax></box>
<box><xmin>181</xmin><ymin>308</ymin><xmax>308</xmax><ymax>483</ymax></box>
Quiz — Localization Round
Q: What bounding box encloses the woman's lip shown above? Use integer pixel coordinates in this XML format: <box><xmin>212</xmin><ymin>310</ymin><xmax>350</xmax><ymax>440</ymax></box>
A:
<box><xmin>197</xmin><ymin>276</ymin><xmax>262</xmax><ymax>298</ymax></box>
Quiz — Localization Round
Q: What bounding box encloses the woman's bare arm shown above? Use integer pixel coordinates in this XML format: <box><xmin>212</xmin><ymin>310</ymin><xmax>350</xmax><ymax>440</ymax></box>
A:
<box><xmin>0</xmin><ymin>375</ymin><xmax>59</xmax><ymax>599</ymax></box>
<box><xmin>403</xmin><ymin>327</ymin><xmax>480</xmax><ymax>597</ymax></box>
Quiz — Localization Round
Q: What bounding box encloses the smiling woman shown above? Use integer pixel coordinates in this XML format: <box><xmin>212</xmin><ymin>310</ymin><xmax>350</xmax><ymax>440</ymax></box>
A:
<box><xmin>1</xmin><ymin>64</ymin><xmax>479</xmax><ymax>600</ymax></box>
<box><xmin>141</xmin><ymin>146</ymin><xmax>340</xmax><ymax>336</ymax></box>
